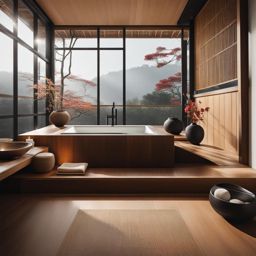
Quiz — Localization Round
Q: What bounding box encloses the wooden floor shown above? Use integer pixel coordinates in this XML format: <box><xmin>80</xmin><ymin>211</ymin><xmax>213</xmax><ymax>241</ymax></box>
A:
<box><xmin>0</xmin><ymin>194</ymin><xmax>256</xmax><ymax>256</ymax></box>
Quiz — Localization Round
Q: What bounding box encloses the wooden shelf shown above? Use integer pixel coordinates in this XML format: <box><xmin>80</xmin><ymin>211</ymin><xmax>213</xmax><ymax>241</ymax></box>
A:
<box><xmin>0</xmin><ymin>147</ymin><xmax>48</xmax><ymax>181</ymax></box>
<box><xmin>175</xmin><ymin>141</ymin><xmax>240</xmax><ymax>166</ymax></box>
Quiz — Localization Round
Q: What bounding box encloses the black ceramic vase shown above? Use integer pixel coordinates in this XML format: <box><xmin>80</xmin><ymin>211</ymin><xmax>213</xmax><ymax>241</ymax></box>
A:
<box><xmin>185</xmin><ymin>123</ymin><xmax>204</xmax><ymax>145</ymax></box>
<box><xmin>163</xmin><ymin>117</ymin><xmax>183</xmax><ymax>135</ymax></box>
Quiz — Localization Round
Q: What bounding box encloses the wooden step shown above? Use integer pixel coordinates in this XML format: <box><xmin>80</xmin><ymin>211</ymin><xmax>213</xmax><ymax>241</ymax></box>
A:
<box><xmin>2</xmin><ymin>164</ymin><xmax>256</xmax><ymax>194</ymax></box>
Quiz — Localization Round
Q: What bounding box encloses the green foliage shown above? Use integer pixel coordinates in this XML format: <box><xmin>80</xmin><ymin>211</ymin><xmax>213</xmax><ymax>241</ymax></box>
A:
<box><xmin>142</xmin><ymin>91</ymin><xmax>172</xmax><ymax>105</ymax></box>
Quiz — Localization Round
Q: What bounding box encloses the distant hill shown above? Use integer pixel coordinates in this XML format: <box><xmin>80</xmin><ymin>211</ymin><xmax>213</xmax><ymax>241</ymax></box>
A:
<box><xmin>0</xmin><ymin>71</ymin><xmax>33</xmax><ymax>96</ymax></box>
<box><xmin>64</xmin><ymin>63</ymin><xmax>181</xmax><ymax>105</ymax></box>
<box><xmin>96</xmin><ymin>64</ymin><xmax>180</xmax><ymax>104</ymax></box>
<box><xmin>0</xmin><ymin>63</ymin><xmax>181</xmax><ymax>105</ymax></box>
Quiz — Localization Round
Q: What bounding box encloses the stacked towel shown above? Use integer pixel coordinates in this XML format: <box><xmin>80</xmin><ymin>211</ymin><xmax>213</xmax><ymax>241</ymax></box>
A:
<box><xmin>57</xmin><ymin>163</ymin><xmax>88</xmax><ymax>175</ymax></box>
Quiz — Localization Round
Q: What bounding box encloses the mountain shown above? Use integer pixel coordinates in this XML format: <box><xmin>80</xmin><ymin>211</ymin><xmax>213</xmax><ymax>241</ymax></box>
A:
<box><xmin>0</xmin><ymin>63</ymin><xmax>181</xmax><ymax>105</ymax></box>
<box><xmin>64</xmin><ymin>63</ymin><xmax>181</xmax><ymax>105</ymax></box>
<box><xmin>96</xmin><ymin>64</ymin><xmax>180</xmax><ymax>104</ymax></box>
<box><xmin>0</xmin><ymin>71</ymin><xmax>33</xmax><ymax>96</ymax></box>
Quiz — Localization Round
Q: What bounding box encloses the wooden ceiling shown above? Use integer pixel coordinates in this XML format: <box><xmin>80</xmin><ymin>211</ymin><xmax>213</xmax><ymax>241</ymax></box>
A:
<box><xmin>36</xmin><ymin>0</ymin><xmax>188</xmax><ymax>25</ymax></box>
<box><xmin>55</xmin><ymin>29</ymin><xmax>185</xmax><ymax>39</ymax></box>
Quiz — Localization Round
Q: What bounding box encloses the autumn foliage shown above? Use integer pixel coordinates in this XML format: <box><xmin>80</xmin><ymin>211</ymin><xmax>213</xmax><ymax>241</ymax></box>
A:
<box><xmin>144</xmin><ymin>46</ymin><xmax>182</xmax><ymax>105</ymax></box>
<box><xmin>34</xmin><ymin>78</ymin><xmax>96</xmax><ymax>112</ymax></box>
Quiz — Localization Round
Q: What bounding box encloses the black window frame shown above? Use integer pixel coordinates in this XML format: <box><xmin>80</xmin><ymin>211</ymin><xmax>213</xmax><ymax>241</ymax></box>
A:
<box><xmin>54</xmin><ymin>25</ymin><xmax>190</xmax><ymax>125</ymax></box>
<box><xmin>0</xmin><ymin>0</ymin><xmax>53</xmax><ymax>139</ymax></box>
<box><xmin>0</xmin><ymin>2</ymin><xmax>192</xmax><ymax>136</ymax></box>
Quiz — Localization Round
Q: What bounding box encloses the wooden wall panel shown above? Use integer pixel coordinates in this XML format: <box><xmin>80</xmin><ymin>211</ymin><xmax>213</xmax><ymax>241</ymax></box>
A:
<box><xmin>195</xmin><ymin>0</ymin><xmax>237</xmax><ymax>89</ymax></box>
<box><xmin>196</xmin><ymin>91</ymin><xmax>239</xmax><ymax>154</ymax></box>
<box><xmin>194</xmin><ymin>0</ymin><xmax>243</xmax><ymax>158</ymax></box>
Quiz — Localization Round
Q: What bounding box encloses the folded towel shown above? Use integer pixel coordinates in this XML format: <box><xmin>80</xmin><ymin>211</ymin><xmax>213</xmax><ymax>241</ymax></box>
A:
<box><xmin>57</xmin><ymin>163</ymin><xmax>88</xmax><ymax>175</ymax></box>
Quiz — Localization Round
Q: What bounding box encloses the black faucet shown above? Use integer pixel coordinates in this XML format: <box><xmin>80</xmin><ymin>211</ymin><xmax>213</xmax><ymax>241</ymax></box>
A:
<box><xmin>107</xmin><ymin>102</ymin><xmax>117</xmax><ymax>126</ymax></box>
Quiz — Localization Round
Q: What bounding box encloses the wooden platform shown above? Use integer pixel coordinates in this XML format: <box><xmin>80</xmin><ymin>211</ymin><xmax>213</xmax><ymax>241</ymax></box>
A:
<box><xmin>2</xmin><ymin>128</ymin><xmax>255</xmax><ymax>194</ymax></box>
<box><xmin>2</xmin><ymin>164</ymin><xmax>256</xmax><ymax>194</ymax></box>
<box><xmin>175</xmin><ymin>141</ymin><xmax>241</xmax><ymax>166</ymax></box>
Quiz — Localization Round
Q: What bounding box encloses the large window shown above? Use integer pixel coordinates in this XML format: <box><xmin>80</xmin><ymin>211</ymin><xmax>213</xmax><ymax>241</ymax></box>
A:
<box><xmin>0</xmin><ymin>0</ymin><xmax>51</xmax><ymax>138</ymax></box>
<box><xmin>54</xmin><ymin>27</ymin><xmax>187</xmax><ymax>125</ymax></box>
<box><xmin>0</xmin><ymin>32</ymin><xmax>13</xmax><ymax>116</ymax></box>
<box><xmin>126</xmin><ymin>29</ymin><xmax>182</xmax><ymax>124</ymax></box>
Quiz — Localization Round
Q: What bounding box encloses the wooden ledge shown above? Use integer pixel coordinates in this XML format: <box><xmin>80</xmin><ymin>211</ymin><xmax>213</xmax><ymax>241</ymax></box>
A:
<box><xmin>175</xmin><ymin>141</ymin><xmax>241</xmax><ymax>166</ymax></box>
<box><xmin>0</xmin><ymin>147</ymin><xmax>48</xmax><ymax>181</ymax></box>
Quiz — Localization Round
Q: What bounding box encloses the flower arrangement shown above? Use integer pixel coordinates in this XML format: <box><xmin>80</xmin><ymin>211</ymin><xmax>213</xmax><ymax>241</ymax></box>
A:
<box><xmin>34</xmin><ymin>78</ymin><xmax>94</xmax><ymax>112</ymax></box>
<box><xmin>184</xmin><ymin>99</ymin><xmax>210</xmax><ymax>123</ymax></box>
<box><xmin>34</xmin><ymin>78</ymin><xmax>61</xmax><ymax>111</ymax></box>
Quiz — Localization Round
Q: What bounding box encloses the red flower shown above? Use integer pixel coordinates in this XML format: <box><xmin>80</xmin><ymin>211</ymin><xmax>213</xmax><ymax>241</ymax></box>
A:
<box><xmin>156</xmin><ymin>46</ymin><xmax>166</xmax><ymax>52</ymax></box>
<box><xmin>184</xmin><ymin>105</ymin><xmax>191</xmax><ymax>112</ymax></box>
<box><xmin>184</xmin><ymin>97</ymin><xmax>210</xmax><ymax>124</ymax></box>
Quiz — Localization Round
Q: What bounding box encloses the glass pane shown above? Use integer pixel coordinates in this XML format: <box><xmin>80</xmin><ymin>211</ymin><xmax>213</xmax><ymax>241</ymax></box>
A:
<box><xmin>0</xmin><ymin>118</ymin><xmax>13</xmax><ymax>138</ymax></box>
<box><xmin>18</xmin><ymin>116</ymin><xmax>34</xmax><ymax>134</ymax></box>
<box><xmin>37</xmin><ymin>115</ymin><xmax>46</xmax><ymax>128</ymax></box>
<box><xmin>18</xmin><ymin>44</ymin><xmax>34</xmax><ymax>114</ymax></box>
<box><xmin>0</xmin><ymin>32</ymin><xmax>13</xmax><ymax>115</ymax></box>
<box><xmin>100</xmin><ymin>106</ymin><xmax>123</xmax><ymax>125</ymax></box>
<box><xmin>18</xmin><ymin>1</ymin><xmax>33</xmax><ymax>47</ymax></box>
<box><xmin>100</xmin><ymin>29</ymin><xmax>123</xmax><ymax>48</ymax></box>
<box><xmin>38</xmin><ymin>58</ymin><xmax>46</xmax><ymax>113</ymax></box>
<box><xmin>184</xmin><ymin>29</ymin><xmax>190</xmax><ymax>97</ymax></box>
<box><xmin>126</xmin><ymin>29</ymin><xmax>182</xmax><ymax>125</ymax></box>
<box><xmin>100</xmin><ymin>50</ymin><xmax>123</xmax><ymax>125</ymax></box>
<box><xmin>126</xmin><ymin>106</ymin><xmax>181</xmax><ymax>125</ymax></box>
<box><xmin>37</xmin><ymin>19</ymin><xmax>46</xmax><ymax>57</ymax></box>
<box><xmin>55</xmin><ymin>30</ymin><xmax>97</xmax><ymax>48</ymax></box>
<box><xmin>0</xmin><ymin>0</ymin><xmax>14</xmax><ymax>32</ymax></box>
<box><xmin>55</xmin><ymin>50</ymin><xmax>97</xmax><ymax>124</ymax></box>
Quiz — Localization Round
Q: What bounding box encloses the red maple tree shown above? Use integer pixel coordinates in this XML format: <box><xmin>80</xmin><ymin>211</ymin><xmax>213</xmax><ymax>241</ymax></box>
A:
<box><xmin>144</xmin><ymin>46</ymin><xmax>182</xmax><ymax>105</ymax></box>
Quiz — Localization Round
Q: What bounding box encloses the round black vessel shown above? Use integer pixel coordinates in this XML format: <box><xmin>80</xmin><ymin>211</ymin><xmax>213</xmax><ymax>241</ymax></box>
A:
<box><xmin>163</xmin><ymin>117</ymin><xmax>183</xmax><ymax>135</ymax></box>
<box><xmin>209</xmin><ymin>183</ymin><xmax>256</xmax><ymax>221</ymax></box>
<box><xmin>185</xmin><ymin>123</ymin><xmax>204</xmax><ymax>145</ymax></box>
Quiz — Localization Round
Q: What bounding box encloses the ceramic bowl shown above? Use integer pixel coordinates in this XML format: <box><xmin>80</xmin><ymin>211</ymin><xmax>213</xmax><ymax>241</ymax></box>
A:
<box><xmin>209</xmin><ymin>183</ymin><xmax>256</xmax><ymax>221</ymax></box>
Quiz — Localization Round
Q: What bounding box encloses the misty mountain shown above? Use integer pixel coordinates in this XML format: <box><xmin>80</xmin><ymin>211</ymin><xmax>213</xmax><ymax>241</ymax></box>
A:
<box><xmin>98</xmin><ymin>64</ymin><xmax>181</xmax><ymax>104</ymax></box>
<box><xmin>64</xmin><ymin>64</ymin><xmax>181</xmax><ymax>105</ymax></box>
<box><xmin>0</xmin><ymin>71</ymin><xmax>33</xmax><ymax>96</ymax></box>
<box><xmin>0</xmin><ymin>63</ymin><xmax>181</xmax><ymax>104</ymax></box>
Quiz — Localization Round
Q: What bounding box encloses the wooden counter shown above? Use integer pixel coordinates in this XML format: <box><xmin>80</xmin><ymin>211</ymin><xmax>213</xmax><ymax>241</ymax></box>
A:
<box><xmin>0</xmin><ymin>147</ymin><xmax>48</xmax><ymax>181</ymax></box>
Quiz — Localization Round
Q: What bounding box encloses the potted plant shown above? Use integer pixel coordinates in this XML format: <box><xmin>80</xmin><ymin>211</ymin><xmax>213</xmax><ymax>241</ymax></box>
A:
<box><xmin>184</xmin><ymin>99</ymin><xmax>209</xmax><ymax>145</ymax></box>
<box><xmin>34</xmin><ymin>78</ymin><xmax>95</xmax><ymax>128</ymax></box>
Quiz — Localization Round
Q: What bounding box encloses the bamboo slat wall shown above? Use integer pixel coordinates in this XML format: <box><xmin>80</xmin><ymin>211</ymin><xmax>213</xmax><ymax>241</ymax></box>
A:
<box><xmin>194</xmin><ymin>0</ymin><xmax>239</xmax><ymax>155</ymax></box>
<box><xmin>196</xmin><ymin>92</ymin><xmax>239</xmax><ymax>154</ymax></box>
<box><xmin>195</xmin><ymin>0</ymin><xmax>237</xmax><ymax>89</ymax></box>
